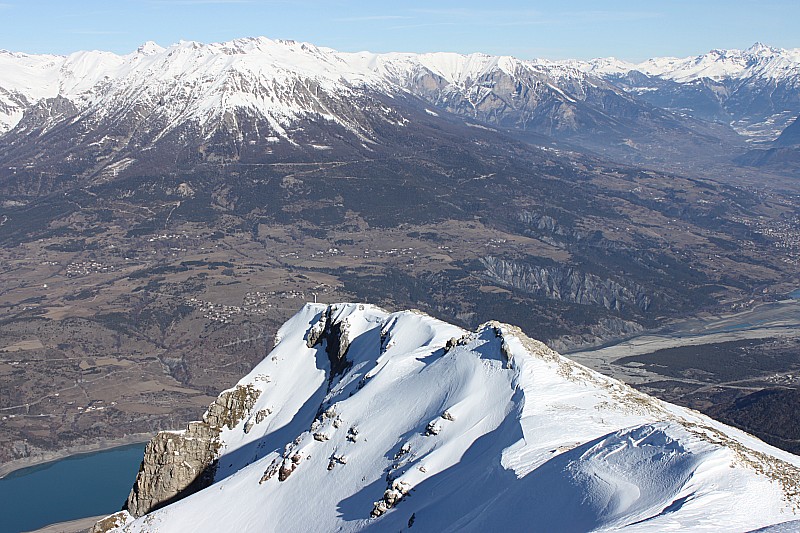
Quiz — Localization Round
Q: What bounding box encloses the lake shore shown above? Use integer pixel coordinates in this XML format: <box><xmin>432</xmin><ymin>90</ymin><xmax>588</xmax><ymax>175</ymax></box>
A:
<box><xmin>24</xmin><ymin>514</ymin><xmax>107</xmax><ymax>533</ymax></box>
<box><xmin>0</xmin><ymin>432</ymin><xmax>153</xmax><ymax>479</ymax></box>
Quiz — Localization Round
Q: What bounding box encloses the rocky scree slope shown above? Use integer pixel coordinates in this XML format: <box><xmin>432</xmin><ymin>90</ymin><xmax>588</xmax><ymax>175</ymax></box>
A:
<box><xmin>95</xmin><ymin>303</ymin><xmax>800</xmax><ymax>532</ymax></box>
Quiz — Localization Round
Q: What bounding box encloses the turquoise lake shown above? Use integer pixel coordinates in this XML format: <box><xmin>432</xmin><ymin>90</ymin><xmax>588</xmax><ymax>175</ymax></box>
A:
<box><xmin>0</xmin><ymin>443</ymin><xmax>145</xmax><ymax>533</ymax></box>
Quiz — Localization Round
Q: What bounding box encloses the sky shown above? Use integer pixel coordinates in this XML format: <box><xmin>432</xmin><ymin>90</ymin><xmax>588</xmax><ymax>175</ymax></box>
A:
<box><xmin>1</xmin><ymin>0</ymin><xmax>798</xmax><ymax>61</ymax></box>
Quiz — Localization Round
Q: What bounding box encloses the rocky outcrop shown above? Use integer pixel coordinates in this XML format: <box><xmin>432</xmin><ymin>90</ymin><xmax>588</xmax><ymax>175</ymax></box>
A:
<box><xmin>122</xmin><ymin>384</ymin><xmax>260</xmax><ymax>518</ymax></box>
<box><xmin>399</xmin><ymin>61</ymin><xmax>666</xmax><ymax>140</ymax></box>
<box><xmin>405</xmin><ymin>67</ymin><xmax>566</xmax><ymax>131</ymax></box>
<box><xmin>519</xmin><ymin>211</ymin><xmax>565</xmax><ymax>235</ymax></box>
<box><xmin>371</xmin><ymin>479</ymin><xmax>412</xmax><ymax>518</ymax></box>
<box><xmin>481</xmin><ymin>256</ymin><xmax>651</xmax><ymax>312</ymax></box>
<box><xmin>306</xmin><ymin>304</ymin><xmax>355</xmax><ymax>381</ymax></box>
<box><xmin>12</xmin><ymin>95</ymin><xmax>78</xmax><ymax>137</ymax></box>
<box><xmin>204</xmin><ymin>384</ymin><xmax>261</xmax><ymax>431</ymax></box>
<box><xmin>123</xmin><ymin>423</ymin><xmax>219</xmax><ymax>518</ymax></box>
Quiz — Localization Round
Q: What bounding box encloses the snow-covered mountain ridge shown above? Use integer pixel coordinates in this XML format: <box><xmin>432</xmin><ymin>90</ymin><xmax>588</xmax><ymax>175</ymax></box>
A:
<box><xmin>576</xmin><ymin>42</ymin><xmax>800</xmax><ymax>82</ymax></box>
<box><xmin>2</xmin><ymin>37</ymin><xmax>798</xmax><ymax>142</ymax></box>
<box><xmin>574</xmin><ymin>43</ymin><xmax>800</xmax><ymax>142</ymax></box>
<box><xmin>94</xmin><ymin>303</ymin><xmax>800</xmax><ymax>532</ymax></box>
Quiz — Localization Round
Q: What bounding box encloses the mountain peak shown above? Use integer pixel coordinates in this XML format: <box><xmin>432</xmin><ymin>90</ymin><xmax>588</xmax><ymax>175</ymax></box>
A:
<box><xmin>92</xmin><ymin>303</ymin><xmax>800</xmax><ymax>532</ymax></box>
<box><xmin>135</xmin><ymin>40</ymin><xmax>164</xmax><ymax>56</ymax></box>
<box><xmin>746</xmin><ymin>41</ymin><xmax>780</xmax><ymax>55</ymax></box>
<box><xmin>1</xmin><ymin>37</ymin><xmax>799</xmax><ymax>152</ymax></box>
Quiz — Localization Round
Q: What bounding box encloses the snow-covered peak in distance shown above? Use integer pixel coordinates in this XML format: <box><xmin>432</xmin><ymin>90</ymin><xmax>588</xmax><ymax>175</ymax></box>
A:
<box><xmin>558</xmin><ymin>56</ymin><xmax>633</xmax><ymax>77</ymax></box>
<box><xmin>98</xmin><ymin>303</ymin><xmax>800</xmax><ymax>532</ymax></box>
<box><xmin>579</xmin><ymin>42</ymin><xmax>800</xmax><ymax>82</ymax></box>
<box><xmin>746</xmin><ymin>41</ymin><xmax>783</xmax><ymax>55</ymax></box>
<box><xmin>0</xmin><ymin>36</ymin><xmax>613</xmax><ymax>145</ymax></box>
<box><xmin>2</xmin><ymin>37</ymin><xmax>799</xmax><ymax>106</ymax></box>
<box><xmin>135</xmin><ymin>41</ymin><xmax>165</xmax><ymax>56</ymax></box>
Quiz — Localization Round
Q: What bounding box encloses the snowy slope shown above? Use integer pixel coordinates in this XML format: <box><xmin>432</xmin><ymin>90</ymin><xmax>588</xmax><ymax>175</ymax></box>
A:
<box><xmin>101</xmin><ymin>303</ymin><xmax>800</xmax><ymax>532</ymax></box>
<box><xmin>0</xmin><ymin>47</ymin><xmax>137</xmax><ymax>133</ymax></box>
<box><xmin>0</xmin><ymin>38</ymin><xmax>757</xmax><ymax>138</ymax></box>
<box><xmin>0</xmin><ymin>40</ymin><xmax>610</xmax><ymax>131</ymax></box>
<box><xmin>570</xmin><ymin>43</ymin><xmax>800</xmax><ymax>141</ymax></box>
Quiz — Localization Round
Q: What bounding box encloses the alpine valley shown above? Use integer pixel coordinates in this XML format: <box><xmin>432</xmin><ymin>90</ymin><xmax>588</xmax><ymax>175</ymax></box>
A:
<box><xmin>2</xmin><ymin>38</ymin><xmax>800</xmax><ymax>530</ymax></box>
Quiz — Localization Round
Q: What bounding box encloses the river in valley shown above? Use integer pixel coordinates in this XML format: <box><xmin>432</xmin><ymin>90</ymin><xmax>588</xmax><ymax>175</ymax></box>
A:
<box><xmin>567</xmin><ymin>297</ymin><xmax>800</xmax><ymax>384</ymax></box>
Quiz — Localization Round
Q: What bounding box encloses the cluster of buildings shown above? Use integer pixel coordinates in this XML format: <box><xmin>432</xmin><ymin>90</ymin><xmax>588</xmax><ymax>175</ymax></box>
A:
<box><xmin>362</xmin><ymin>247</ymin><xmax>418</xmax><ymax>259</ymax></box>
<box><xmin>309</xmin><ymin>247</ymin><xmax>344</xmax><ymax>258</ymax></box>
<box><xmin>66</xmin><ymin>260</ymin><xmax>115</xmax><ymax>277</ymax></box>
<box><xmin>731</xmin><ymin>213</ymin><xmax>800</xmax><ymax>265</ymax></box>
<box><xmin>185</xmin><ymin>297</ymin><xmax>242</xmax><ymax>324</ymax></box>
<box><xmin>187</xmin><ymin>284</ymin><xmax>338</xmax><ymax>323</ymax></box>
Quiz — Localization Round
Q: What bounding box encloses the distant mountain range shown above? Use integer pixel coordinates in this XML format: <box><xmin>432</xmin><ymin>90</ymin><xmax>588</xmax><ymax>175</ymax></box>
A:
<box><xmin>1</xmin><ymin>38</ymin><xmax>799</xmax><ymax>180</ymax></box>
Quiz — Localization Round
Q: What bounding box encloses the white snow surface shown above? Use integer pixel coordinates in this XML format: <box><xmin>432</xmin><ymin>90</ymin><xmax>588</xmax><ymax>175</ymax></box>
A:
<box><xmin>110</xmin><ymin>303</ymin><xmax>800</xmax><ymax>532</ymax></box>
<box><xmin>0</xmin><ymin>38</ymin><xmax>392</xmax><ymax>138</ymax></box>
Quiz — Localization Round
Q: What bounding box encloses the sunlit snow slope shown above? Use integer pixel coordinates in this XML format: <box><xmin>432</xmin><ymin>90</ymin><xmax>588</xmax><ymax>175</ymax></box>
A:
<box><xmin>105</xmin><ymin>303</ymin><xmax>800</xmax><ymax>532</ymax></box>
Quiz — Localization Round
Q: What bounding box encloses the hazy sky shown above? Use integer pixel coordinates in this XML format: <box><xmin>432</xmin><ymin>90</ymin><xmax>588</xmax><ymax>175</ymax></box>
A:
<box><xmin>2</xmin><ymin>0</ymin><xmax>798</xmax><ymax>61</ymax></box>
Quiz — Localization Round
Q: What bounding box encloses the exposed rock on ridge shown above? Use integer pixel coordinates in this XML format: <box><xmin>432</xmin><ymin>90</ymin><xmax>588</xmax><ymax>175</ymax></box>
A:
<box><xmin>123</xmin><ymin>384</ymin><xmax>261</xmax><ymax>517</ymax></box>
<box><xmin>122</xmin><ymin>303</ymin><xmax>359</xmax><ymax>521</ymax></box>
<box><xmin>306</xmin><ymin>303</ymin><xmax>355</xmax><ymax>382</ymax></box>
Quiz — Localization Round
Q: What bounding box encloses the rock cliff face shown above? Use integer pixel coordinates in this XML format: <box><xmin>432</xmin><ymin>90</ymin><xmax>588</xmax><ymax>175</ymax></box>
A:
<box><xmin>123</xmin><ymin>384</ymin><xmax>261</xmax><ymax>517</ymax></box>
<box><xmin>17</xmin><ymin>96</ymin><xmax>78</xmax><ymax>133</ymax></box>
<box><xmin>118</xmin><ymin>304</ymin><xmax>359</xmax><ymax>522</ymax></box>
<box><xmin>480</xmin><ymin>256</ymin><xmax>651</xmax><ymax>312</ymax></box>
<box><xmin>516</xmin><ymin>210</ymin><xmax>592</xmax><ymax>243</ymax></box>
<box><xmin>306</xmin><ymin>304</ymin><xmax>354</xmax><ymax>381</ymax></box>
<box><xmin>547</xmin><ymin>316</ymin><xmax>645</xmax><ymax>353</ymax></box>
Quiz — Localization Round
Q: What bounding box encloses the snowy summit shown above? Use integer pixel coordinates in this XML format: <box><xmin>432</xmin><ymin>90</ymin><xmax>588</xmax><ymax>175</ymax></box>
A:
<box><xmin>95</xmin><ymin>303</ymin><xmax>800</xmax><ymax>532</ymax></box>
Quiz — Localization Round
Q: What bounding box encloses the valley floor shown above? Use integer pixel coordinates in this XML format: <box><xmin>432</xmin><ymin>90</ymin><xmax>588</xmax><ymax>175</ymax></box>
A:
<box><xmin>569</xmin><ymin>297</ymin><xmax>800</xmax><ymax>382</ymax></box>
<box><xmin>570</xmin><ymin>297</ymin><xmax>800</xmax><ymax>454</ymax></box>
